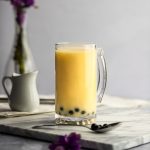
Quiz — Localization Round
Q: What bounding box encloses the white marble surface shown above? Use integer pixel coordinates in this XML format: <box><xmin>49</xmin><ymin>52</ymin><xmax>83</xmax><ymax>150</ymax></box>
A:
<box><xmin>0</xmin><ymin>133</ymin><xmax>49</xmax><ymax>150</ymax></box>
<box><xmin>1</xmin><ymin>133</ymin><xmax>150</xmax><ymax>150</ymax></box>
<box><xmin>1</xmin><ymin>96</ymin><xmax>150</xmax><ymax>150</ymax></box>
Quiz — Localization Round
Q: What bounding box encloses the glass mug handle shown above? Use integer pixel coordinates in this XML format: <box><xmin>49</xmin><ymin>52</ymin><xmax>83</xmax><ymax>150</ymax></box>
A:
<box><xmin>97</xmin><ymin>48</ymin><xmax>107</xmax><ymax>102</ymax></box>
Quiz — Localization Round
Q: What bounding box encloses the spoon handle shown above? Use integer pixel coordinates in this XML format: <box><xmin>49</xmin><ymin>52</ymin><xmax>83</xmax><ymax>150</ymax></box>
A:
<box><xmin>32</xmin><ymin>122</ymin><xmax>121</xmax><ymax>130</ymax></box>
<box><xmin>32</xmin><ymin>123</ymin><xmax>90</xmax><ymax>129</ymax></box>
<box><xmin>108</xmin><ymin>122</ymin><xmax>121</xmax><ymax>127</ymax></box>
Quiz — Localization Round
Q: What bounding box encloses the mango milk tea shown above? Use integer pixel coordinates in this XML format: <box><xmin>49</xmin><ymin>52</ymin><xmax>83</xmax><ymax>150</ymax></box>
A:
<box><xmin>55</xmin><ymin>45</ymin><xmax>97</xmax><ymax>122</ymax></box>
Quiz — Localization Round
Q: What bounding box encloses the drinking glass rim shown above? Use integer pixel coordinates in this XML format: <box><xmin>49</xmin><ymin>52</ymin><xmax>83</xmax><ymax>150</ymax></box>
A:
<box><xmin>55</xmin><ymin>42</ymin><xmax>96</xmax><ymax>50</ymax></box>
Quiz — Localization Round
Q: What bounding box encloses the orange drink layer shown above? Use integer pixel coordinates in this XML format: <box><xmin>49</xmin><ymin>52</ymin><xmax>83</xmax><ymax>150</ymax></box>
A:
<box><xmin>55</xmin><ymin>48</ymin><xmax>97</xmax><ymax>117</ymax></box>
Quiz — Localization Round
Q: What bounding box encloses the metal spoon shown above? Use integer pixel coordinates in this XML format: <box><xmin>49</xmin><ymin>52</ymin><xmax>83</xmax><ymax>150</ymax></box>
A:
<box><xmin>32</xmin><ymin>122</ymin><xmax>121</xmax><ymax>133</ymax></box>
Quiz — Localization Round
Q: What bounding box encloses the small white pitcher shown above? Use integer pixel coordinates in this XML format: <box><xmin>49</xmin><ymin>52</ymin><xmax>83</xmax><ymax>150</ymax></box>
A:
<box><xmin>2</xmin><ymin>70</ymin><xmax>39</xmax><ymax>112</ymax></box>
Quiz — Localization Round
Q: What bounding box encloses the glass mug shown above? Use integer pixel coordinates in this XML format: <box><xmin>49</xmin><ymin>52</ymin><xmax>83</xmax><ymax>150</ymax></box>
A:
<box><xmin>55</xmin><ymin>43</ymin><xmax>107</xmax><ymax>125</ymax></box>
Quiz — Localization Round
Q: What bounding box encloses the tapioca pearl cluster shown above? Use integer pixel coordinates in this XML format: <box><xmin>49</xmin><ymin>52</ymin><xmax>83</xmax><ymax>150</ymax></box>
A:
<box><xmin>91</xmin><ymin>123</ymin><xmax>109</xmax><ymax>130</ymax></box>
<box><xmin>57</xmin><ymin>106</ymin><xmax>96</xmax><ymax>116</ymax></box>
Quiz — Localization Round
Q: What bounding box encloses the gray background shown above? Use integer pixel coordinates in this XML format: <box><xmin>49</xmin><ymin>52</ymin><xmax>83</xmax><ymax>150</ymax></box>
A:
<box><xmin>0</xmin><ymin>0</ymin><xmax>150</xmax><ymax>99</ymax></box>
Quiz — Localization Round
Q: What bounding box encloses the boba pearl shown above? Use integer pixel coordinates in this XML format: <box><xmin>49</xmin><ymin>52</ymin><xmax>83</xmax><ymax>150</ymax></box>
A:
<box><xmin>74</xmin><ymin>108</ymin><xmax>80</xmax><ymax>112</ymax></box>
<box><xmin>60</xmin><ymin>107</ymin><xmax>64</xmax><ymax>111</ymax></box>
<box><xmin>68</xmin><ymin>110</ymin><xmax>74</xmax><ymax>115</ymax></box>
<box><xmin>91</xmin><ymin>123</ymin><xmax>99</xmax><ymax>130</ymax></box>
<box><xmin>81</xmin><ymin>110</ymin><xmax>86</xmax><ymax>114</ymax></box>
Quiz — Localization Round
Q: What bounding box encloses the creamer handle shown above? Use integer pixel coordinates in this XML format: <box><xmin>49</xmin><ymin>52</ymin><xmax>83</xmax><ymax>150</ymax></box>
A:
<box><xmin>2</xmin><ymin>76</ymin><xmax>12</xmax><ymax>99</ymax></box>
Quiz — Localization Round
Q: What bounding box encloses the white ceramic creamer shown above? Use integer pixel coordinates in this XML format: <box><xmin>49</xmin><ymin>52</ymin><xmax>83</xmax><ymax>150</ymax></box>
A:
<box><xmin>2</xmin><ymin>70</ymin><xmax>39</xmax><ymax>112</ymax></box>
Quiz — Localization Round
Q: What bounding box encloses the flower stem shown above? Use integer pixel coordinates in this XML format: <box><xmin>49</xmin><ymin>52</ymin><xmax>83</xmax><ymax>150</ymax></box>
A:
<box><xmin>13</xmin><ymin>26</ymin><xmax>26</xmax><ymax>74</ymax></box>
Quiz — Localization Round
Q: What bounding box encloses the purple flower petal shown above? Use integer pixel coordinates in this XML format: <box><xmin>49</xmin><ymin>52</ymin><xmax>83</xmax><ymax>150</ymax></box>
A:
<box><xmin>68</xmin><ymin>132</ymin><xmax>81</xmax><ymax>144</ymax></box>
<box><xmin>11</xmin><ymin>0</ymin><xmax>22</xmax><ymax>7</ymax></box>
<box><xmin>67</xmin><ymin>133</ymin><xmax>81</xmax><ymax>150</ymax></box>
<box><xmin>11</xmin><ymin>0</ymin><xmax>34</xmax><ymax>8</ymax></box>
<box><xmin>49</xmin><ymin>133</ymin><xmax>81</xmax><ymax>150</ymax></box>
<box><xmin>58</xmin><ymin>135</ymin><xmax>68</xmax><ymax>145</ymax></box>
<box><xmin>23</xmin><ymin>0</ymin><xmax>34</xmax><ymax>7</ymax></box>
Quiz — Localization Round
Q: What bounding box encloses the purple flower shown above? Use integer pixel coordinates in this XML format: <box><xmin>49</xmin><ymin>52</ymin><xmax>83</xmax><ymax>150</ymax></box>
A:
<box><xmin>49</xmin><ymin>132</ymin><xmax>81</xmax><ymax>150</ymax></box>
<box><xmin>10</xmin><ymin>0</ymin><xmax>35</xmax><ymax>25</ymax></box>
<box><xmin>11</xmin><ymin>0</ymin><xmax>35</xmax><ymax>8</ymax></box>
<box><xmin>23</xmin><ymin>0</ymin><xmax>34</xmax><ymax>7</ymax></box>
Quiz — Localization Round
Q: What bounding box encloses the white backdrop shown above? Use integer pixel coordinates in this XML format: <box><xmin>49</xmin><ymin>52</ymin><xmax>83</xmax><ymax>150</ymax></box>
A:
<box><xmin>0</xmin><ymin>0</ymin><xmax>150</xmax><ymax>99</ymax></box>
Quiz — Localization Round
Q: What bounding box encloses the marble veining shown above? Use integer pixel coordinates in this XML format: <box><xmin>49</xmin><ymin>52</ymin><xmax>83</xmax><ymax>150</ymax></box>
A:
<box><xmin>0</xmin><ymin>95</ymin><xmax>150</xmax><ymax>150</ymax></box>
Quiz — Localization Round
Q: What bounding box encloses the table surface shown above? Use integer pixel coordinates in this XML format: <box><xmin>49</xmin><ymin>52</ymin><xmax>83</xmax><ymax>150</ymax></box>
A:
<box><xmin>1</xmin><ymin>132</ymin><xmax>150</xmax><ymax>150</ymax></box>
<box><xmin>1</xmin><ymin>95</ymin><xmax>150</xmax><ymax>150</ymax></box>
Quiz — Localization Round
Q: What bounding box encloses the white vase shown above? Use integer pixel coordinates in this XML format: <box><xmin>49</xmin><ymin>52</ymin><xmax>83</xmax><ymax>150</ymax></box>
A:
<box><xmin>4</xmin><ymin>8</ymin><xmax>36</xmax><ymax>76</ymax></box>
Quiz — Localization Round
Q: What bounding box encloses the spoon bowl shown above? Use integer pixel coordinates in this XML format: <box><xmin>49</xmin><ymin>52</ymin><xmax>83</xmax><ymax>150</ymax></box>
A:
<box><xmin>90</xmin><ymin>122</ymin><xmax>121</xmax><ymax>133</ymax></box>
<box><xmin>32</xmin><ymin>122</ymin><xmax>121</xmax><ymax>133</ymax></box>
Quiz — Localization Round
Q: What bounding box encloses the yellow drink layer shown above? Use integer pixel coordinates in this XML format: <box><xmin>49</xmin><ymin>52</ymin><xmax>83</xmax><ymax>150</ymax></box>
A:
<box><xmin>55</xmin><ymin>48</ymin><xmax>97</xmax><ymax>117</ymax></box>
